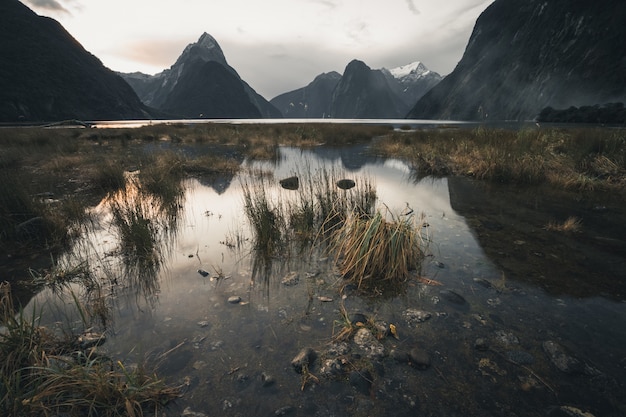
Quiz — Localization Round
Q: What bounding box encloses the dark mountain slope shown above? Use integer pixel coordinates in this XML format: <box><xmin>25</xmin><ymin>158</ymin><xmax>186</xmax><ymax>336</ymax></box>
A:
<box><xmin>270</xmin><ymin>72</ymin><xmax>341</xmax><ymax>118</ymax></box>
<box><xmin>330</xmin><ymin>60</ymin><xmax>407</xmax><ymax>119</ymax></box>
<box><xmin>160</xmin><ymin>60</ymin><xmax>261</xmax><ymax>118</ymax></box>
<box><xmin>0</xmin><ymin>0</ymin><xmax>151</xmax><ymax>122</ymax></box>
<box><xmin>408</xmin><ymin>0</ymin><xmax>626</xmax><ymax>121</ymax></box>
<box><xmin>119</xmin><ymin>33</ymin><xmax>281</xmax><ymax>119</ymax></box>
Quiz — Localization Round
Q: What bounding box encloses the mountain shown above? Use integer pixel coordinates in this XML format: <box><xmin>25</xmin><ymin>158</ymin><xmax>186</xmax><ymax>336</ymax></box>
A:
<box><xmin>330</xmin><ymin>60</ymin><xmax>408</xmax><ymax>119</ymax></box>
<box><xmin>119</xmin><ymin>33</ymin><xmax>281</xmax><ymax>119</ymax></box>
<box><xmin>271</xmin><ymin>61</ymin><xmax>440</xmax><ymax>119</ymax></box>
<box><xmin>407</xmin><ymin>0</ymin><xmax>626</xmax><ymax>121</ymax></box>
<box><xmin>0</xmin><ymin>0</ymin><xmax>152</xmax><ymax>123</ymax></box>
<box><xmin>381</xmin><ymin>62</ymin><xmax>442</xmax><ymax>109</ymax></box>
<box><xmin>270</xmin><ymin>72</ymin><xmax>341</xmax><ymax>118</ymax></box>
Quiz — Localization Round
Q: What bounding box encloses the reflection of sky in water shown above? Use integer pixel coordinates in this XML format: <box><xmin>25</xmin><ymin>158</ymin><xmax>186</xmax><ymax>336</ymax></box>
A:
<box><xmin>24</xmin><ymin>144</ymin><xmax>626</xmax><ymax>416</ymax></box>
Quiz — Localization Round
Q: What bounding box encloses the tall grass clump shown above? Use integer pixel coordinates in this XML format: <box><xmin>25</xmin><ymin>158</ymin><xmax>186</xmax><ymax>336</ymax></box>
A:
<box><xmin>373</xmin><ymin>126</ymin><xmax>626</xmax><ymax>191</ymax></box>
<box><xmin>329</xmin><ymin>208</ymin><xmax>426</xmax><ymax>290</ymax></box>
<box><xmin>1</xmin><ymin>282</ymin><xmax>179</xmax><ymax>416</ymax></box>
<box><xmin>242</xmin><ymin>178</ymin><xmax>284</xmax><ymax>256</ymax></box>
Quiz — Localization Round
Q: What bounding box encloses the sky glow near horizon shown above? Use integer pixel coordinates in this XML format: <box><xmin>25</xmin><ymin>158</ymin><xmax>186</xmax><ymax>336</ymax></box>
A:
<box><xmin>23</xmin><ymin>0</ymin><xmax>493</xmax><ymax>99</ymax></box>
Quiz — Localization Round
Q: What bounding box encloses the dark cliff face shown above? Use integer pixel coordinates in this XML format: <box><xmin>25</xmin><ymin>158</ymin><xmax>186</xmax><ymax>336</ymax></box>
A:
<box><xmin>270</xmin><ymin>72</ymin><xmax>341</xmax><ymax>118</ymax></box>
<box><xmin>160</xmin><ymin>60</ymin><xmax>261</xmax><ymax>118</ymax></box>
<box><xmin>330</xmin><ymin>60</ymin><xmax>407</xmax><ymax>119</ymax></box>
<box><xmin>120</xmin><ymin>33</ymin><xmax>281</xmax><ymax>119</ymax></box>
<box><xmin>0</xmin><ymin>0</ymin><xmax>152</xmax><ymax>122</ymax></box>
<box><xmin>408</xmin><ymin>0</ymin><xmax>626</xmax><ymax>121</ymax></box>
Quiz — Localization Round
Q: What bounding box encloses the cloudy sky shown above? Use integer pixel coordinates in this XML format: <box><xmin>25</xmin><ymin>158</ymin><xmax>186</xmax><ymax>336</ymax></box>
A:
<box><xmin>23</xmin><ymin>0</ymin><xmax>493</xmax><ymax>99</ymax></box>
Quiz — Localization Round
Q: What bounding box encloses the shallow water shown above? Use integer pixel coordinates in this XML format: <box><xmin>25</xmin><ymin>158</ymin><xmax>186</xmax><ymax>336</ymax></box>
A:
<box><xmin>27</xmin><ymin>143</ymin><xmax>626</xmax><ymax>416</ymax></box>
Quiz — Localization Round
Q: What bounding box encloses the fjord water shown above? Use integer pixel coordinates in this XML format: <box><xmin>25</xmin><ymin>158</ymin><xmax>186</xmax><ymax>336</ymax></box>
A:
<box><xmin>27</xmin><ymin>143</ymin><xmax>626</xmax><ymax>416</ymax></box>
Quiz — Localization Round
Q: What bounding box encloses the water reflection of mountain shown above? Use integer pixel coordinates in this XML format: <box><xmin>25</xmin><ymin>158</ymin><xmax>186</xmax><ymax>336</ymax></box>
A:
<box><xmin>195</xmin><ymin>172</ymin><xmax>237</xmax><ymax>194</ymax></box>
<box><xmin>299</xmin><ymin>142</ymin><xmax>381</xmax><ymax>171</ymax></box>
<box><xmin>448</xmin><ymin>176</ymin><xmax>626</xmax><ymax>300</ymax></box>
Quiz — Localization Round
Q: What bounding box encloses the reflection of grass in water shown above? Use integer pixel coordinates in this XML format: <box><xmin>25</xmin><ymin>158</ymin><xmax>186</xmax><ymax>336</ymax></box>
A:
<box><xmin>0</xmin><ymin>283</ymin><xmax>179</xmax><ymax>417</ymax></box>
<box><xmin>330</xmin><ymin>208</ymin><xmax>426</xmax><ymax>290</ymax></box>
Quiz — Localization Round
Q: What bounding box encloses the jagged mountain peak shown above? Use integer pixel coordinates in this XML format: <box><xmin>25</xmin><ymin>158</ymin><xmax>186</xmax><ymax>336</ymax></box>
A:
<box><xmin>177</xmin><ymin>32</ymin><xmax>227</xmax><ymax>66</ymax></box>
<box><xmin>387</xmin><ymin>61</ymin><xmax>429</xmax><ymax>79</ymax></box>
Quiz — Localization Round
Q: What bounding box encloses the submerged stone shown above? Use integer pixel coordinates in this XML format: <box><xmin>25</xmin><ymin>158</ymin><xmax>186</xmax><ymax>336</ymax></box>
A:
<box><xmin>227</xmin><ymin>296</ymin><xmax>242</xmax><ymax>304</ymax></box>
<box><xmin>353</xmin><ymin>328</ymin><xmax>385</xmax><ymax>359</ymax></box>
<box><xmin>409</xmin><ymin>347</ymin><xmax>431</xmax><ymax>370</ymax></box>
<box><xmin>439</xmin><ymin>289</ymin><xmax>466</xmax><ymax>305</ymax></box>
<box><xmin>291</xmin><ymin>347</ymin><xmax>317</xmax><ymax>373</ymax></box>
<box><xmin>543</xmin><ymin>341</ymin><xmax>584</xmax><ymax>374</ymax></box>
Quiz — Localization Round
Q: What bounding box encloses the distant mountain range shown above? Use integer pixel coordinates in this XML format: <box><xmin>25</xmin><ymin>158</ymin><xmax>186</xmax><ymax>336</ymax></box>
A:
<box><xmin>119</xmin><ymin>33</ymin><xmax>281</xmax><ymax>119</ymax></box>
<box><xmin>408</xmin><ymin>0</ymin><xmax>626</xmax><ymax>121</ymax></box>
<box><xmin>0</xmin><ymin>0</ymin><xmax>153</xmax><ymax>122</ymax></box>
<box><xmin>270</xmin><ymin>60</ymin><xmax>441</xmax><ymax>119</ymax></box>
<box><xmin>2</xmin><ymin>0</ymin><xmax>624</xmax><ymax>123</ymax></box>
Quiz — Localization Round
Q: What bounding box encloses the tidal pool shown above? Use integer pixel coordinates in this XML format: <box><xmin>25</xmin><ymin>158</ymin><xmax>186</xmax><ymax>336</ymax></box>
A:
<box><xmin>27</xmin><ymin>143</ymin><xmax>626</xmax><ymax>417</ymax></box>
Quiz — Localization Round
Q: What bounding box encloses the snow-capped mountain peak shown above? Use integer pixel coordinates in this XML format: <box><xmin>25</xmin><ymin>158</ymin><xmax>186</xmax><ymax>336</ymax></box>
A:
<box><xmin>387</xmin><ymin>61</ymin><xmax>429</xmax><ymax>79</ymax></box>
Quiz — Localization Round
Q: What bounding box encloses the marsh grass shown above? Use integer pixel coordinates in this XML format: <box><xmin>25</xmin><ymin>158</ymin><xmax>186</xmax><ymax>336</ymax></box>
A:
<box><xmin>544</xmin><ymin>216</ymin><xmax>582</xmax><ymax>233</ymax></box>
<box><xmin>329</xmin><ymin>207</ymin><xmax>426</xmax><ymax>290</ymax></box>
<box><xmin>374</xmin><ymin>127</ymin><xmax>626</xmax><ymax>190</ymax></box>
<box><xmin>1</xmin><ymin>281</ymin><xmax>179</xmax><ymax>417</ymax></box>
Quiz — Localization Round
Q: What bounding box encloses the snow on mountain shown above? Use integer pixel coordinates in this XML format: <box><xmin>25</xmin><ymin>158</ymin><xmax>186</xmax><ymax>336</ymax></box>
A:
<box><xmin>387</xmin><ymin>61</ymin><xmax>431</xmax><ymax>79</ymax></box>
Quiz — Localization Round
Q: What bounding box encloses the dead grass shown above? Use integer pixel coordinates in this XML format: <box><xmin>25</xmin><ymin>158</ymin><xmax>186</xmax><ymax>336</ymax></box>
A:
<box><xmin>373</xmin><ymin>127</ymin><xmax>626</xmax><ymax>190</ymax></box>
<box><xmin>544</xmin><ymin>216</ymin><xmax>582</xmax><ymax>233</ymax></box>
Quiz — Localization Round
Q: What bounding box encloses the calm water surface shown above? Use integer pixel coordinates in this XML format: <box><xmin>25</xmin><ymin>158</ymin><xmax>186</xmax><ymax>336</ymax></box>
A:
<box><xmin>27</xmin><ymin>143</ymin><xmax>626</xmax><ymax>417</ymax></box>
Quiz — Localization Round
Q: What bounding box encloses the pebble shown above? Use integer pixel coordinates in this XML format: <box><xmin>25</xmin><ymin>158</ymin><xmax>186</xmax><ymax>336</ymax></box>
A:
<box><xmin>473</xmin><ymin>278</ymin><xmax>493</xmax><ymax>288</ymax></box>
<box><xmin>261</xmin><ymin>372</ymin><xmax>275</xmax><ymax>387</ymax></box>
<box><xmin>402</xmin><ymin>309</ymin><xmax>432</xmax><ymax>326</ymax></box>
<box><xmin>182</xmin><ymin>407</ymin><xmax>208</xmax><ymax>417</ymax></box>
<box><xmin>542</xmin><ymin>341</ymin><xmax>583</xmax><ymax>374</ymax></box>
<box><xmin>291</xmin><ymin>347</ymin><xmax>317</xmax><ymax>373</ymax></box>
<box><xmin>275</xmin><ymin>406</ymin><xmax>295</xmax><ymax>416</ymax></box>
<box><xmin>409</xmin><ymin>347</ymin><xmax>431</xmax><ymax>370</ymax></box>
<box><xmin>494</xmin><ymin>330</ymin><xmax>519</xmax><ymax>347</ymax></box>
<box><xmin>474</xmin><ymin>338</ymin><xmax>489</xmax><ymax>351</ymax></box>
<box><xmin>353</xmin><ymin>328</ymin><xmax>385</xmax><ymax>359</ymax></box>
<box><xmin>281</xmin><ymin>272</ymin><xmax>299</xmax><ymax>286</ymax></box>
<box><xmin>320</xmin><ymin>358</ymin><xmax>345</xmax><ymax>377</ymax></box>
<box><xmin>227</xmin><ymin>296</ymin><xmax>242</xmax><ymax>304</ymax></box>
<box><xmin>439</xmin><ymin>289</ymin><xmax>467</xmax><ymax>305</ymax></box>
<box><xmin>506</xmin><ymin>350</ymin><xmax>535</xmax><ymax>365</ymax></box>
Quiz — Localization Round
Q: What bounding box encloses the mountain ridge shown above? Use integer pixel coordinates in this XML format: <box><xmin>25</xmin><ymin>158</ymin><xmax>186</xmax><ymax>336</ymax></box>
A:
<box><xmin>270</xmin><ymin>60</ymin><xmax>441</xmax><ymax>119</ymax></box>
<box><xmin>0</xmin><ymin>0</ymin><xmax>153</xmax><ymax>122</ymax></box>
<box><xmin>407</xmin><ymin>0</ymin><xmax>626</xmax><ymax>121</ymax></box>
<box><xmin>119</xmin><ymin>33</ymin><xmax>281</xmax><ymax>119</ymax></box>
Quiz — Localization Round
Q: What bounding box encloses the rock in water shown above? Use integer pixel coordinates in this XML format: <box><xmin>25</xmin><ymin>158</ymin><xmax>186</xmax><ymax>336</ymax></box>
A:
<box><xmin>353</xmin><ymin>328</ymin><xmax>385</xmax><ymax>359</ymax></box>
<box><xmin>439</xmin><ymin>289</ymin><xmax>467</xmax><ymax>305</ymax></box>
<box><xmin>227</xmin><ymin>296</ymin><xmax>242</xmax><ymax>304</ymax></box>
<box><xmin>279</xmin><ymin>176</ymin><xmax>299</xmax><ymax>190</ymax></box>
<box><xmin>336</xmin><ymin>179</ymin><xmax>356</xmax><ymax>190</ymax></box>
<box><xmin>543</xmin><ymin>341</ymin><xmax>583</xmax><ymax>374</ymax></box>
<box><xmin>409</xmin><ymin>347</ymin><xmax>431</xmax><ymax>370</ymax></box>
<box><xmin>291</xmin><ymin>347</ymin><xmax>316</xmax><ymax>373</ymax></box>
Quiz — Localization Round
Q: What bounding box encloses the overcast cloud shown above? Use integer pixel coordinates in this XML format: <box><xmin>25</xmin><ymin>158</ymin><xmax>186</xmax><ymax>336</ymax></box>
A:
<box><xmin>23</xmin><ymin>0</ymin><xmax>492</xmax><ymax>99</ymax></box>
